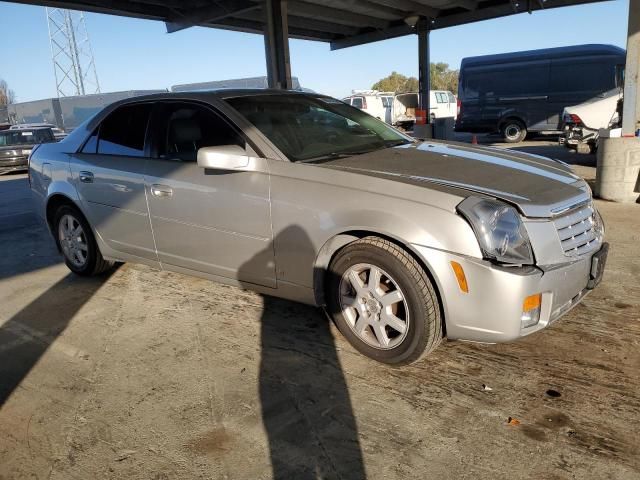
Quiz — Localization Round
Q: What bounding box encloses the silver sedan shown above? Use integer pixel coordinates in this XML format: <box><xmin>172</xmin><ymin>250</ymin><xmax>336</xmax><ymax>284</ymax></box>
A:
<box><xmin>29</xmin><ymin>90</ymin><xmax>607</xmax><ymax>364</ymax></box>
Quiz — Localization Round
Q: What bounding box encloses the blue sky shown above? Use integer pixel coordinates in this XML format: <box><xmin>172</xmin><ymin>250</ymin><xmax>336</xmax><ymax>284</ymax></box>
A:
<box><xmin>0</xmin><ymin>0</ymin><xmax>629</xmax><ymax>102</ymax></box>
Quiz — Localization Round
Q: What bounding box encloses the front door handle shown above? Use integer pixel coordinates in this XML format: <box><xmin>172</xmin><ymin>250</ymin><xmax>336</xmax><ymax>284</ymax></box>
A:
<box><xmin>151</xmin><ymin>184</ymin><xmax>173</xmax><ymax>197</ymax></box>
<box><xmin>79</xmin><ymin>171</ymin><xmax>94</xmax><ymax>183</ymax></box>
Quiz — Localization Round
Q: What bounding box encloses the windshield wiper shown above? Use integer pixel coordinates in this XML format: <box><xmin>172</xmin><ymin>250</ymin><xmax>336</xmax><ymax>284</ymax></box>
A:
<box><xmin>301</xmin><ymin>149</ymin><xmax>380</xmax><ymax>163</ymax></box>
<box><xmin>384</xmin><ymin>139</ymin><xmax>413</xmax><ymax>147</ymax></box>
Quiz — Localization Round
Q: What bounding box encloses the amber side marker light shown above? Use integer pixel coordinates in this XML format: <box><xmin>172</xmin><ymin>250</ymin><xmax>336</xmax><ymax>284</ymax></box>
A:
<box><xmin>522</xmin><ymin>293</ymin><xmax>542</xmax><ymax>328</ymax></box>
<box><xmin>450</xmin><ymin>261</ymin><xmax>469</xmax><ymax>293</ymax></box>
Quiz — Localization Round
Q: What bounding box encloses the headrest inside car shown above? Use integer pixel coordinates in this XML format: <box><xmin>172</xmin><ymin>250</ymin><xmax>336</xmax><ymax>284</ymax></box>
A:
<box><xmin>169</xmin><ymin>117</ymin><xmax>202</xmax><ymax>144</ymax></box>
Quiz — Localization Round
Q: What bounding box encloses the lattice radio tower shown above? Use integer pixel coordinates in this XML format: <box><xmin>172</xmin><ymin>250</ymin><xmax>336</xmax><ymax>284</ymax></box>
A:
<box><xmin>46</xmin><ymin>8</ymin><xmax>101</xmax><ymax>97</ymax></box>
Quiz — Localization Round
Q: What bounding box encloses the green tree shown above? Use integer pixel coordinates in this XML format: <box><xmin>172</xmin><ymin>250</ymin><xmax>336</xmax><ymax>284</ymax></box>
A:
<box><xmin>372</xmin><ymin>64</ymin><xmax>459</xmax><ymax>94</ymax></box>
<box><xmin>371</xmin><ymin>71</ymin><xmax>417</xmax><ymax>93</ymax></box>
<box><xmin>430</xmin><ymin>62</ymin><xmax>459</xmax><ymax>93</ymax></box>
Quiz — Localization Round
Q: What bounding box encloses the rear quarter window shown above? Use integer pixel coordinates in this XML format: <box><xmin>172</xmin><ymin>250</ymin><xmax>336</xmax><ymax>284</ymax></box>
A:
<box><xmin>97</xmin><ymin>103</ymin><xmax>152</xmax><ymax>157</ymax></box>
<box><xmin>550</xmin><ymin>61</ymin><xmax>616</xmax><ymax>93</ymax></box>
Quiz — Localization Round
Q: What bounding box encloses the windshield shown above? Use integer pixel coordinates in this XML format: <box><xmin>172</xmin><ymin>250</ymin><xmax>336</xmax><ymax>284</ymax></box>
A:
<box><xmin>0</xmin><ymin>129</ymin><xmax>53</xmax><ymax>146</ymax></box>
<box><xmin>226</xmin><ymin>94</ymin><xmax>413</xmax><ymax>162</ymax></box>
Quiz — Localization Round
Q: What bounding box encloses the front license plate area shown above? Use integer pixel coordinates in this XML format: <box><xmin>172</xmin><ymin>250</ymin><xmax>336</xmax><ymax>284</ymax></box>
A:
<box><xmin>587</xmin><ymin>242</ymin><xmax>609</xmax><ymax>290</ymax></box>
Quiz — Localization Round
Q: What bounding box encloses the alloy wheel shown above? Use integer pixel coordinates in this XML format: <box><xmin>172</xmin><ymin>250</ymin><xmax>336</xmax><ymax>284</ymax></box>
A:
<box><xmin>339</xmin><ymin>263</ymin><xmax>410</xmax><ymax>350</ymax></box>
<box><xmin>58</xmin><ymin>214</ymin><xmax>89</xmax><ymax>268</ymax></box>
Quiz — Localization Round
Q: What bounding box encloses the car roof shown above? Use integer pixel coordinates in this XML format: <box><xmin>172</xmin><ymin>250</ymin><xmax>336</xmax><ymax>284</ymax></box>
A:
<box><xmin>80</xmin><ymin>89</ymin><xmax>333</xmax><ymax>133</ymax></box>
<box><xmin>111</xmin><ymin>89</ymin><xmax>317</xmax><ymax>105</ymax></box>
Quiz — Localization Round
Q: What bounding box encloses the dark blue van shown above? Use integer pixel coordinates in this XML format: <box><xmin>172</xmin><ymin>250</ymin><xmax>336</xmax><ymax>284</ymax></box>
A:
<box><xmin>455</xmin><ymin>44</ymin><xmax>625</xmax><ymax>142</ymax></box>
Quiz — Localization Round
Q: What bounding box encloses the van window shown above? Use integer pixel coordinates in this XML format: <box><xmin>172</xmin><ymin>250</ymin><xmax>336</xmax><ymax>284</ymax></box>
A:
<box><xmin>448</xmin><ymin>92</ymin><xmax>456</xmax><ymax>103</ymax></box>
<box><xmin>550</xmin><ymin>62</ymin><xmax>615</xmax><ymax>93</ymax></box>
<box><xmin>97</xmin><ymin>103</ymin><xmax>152</xmax><ymax>157</ymax></box>
<box><xmin>351</xmin><ymin>97</ymin><xmax>364</xmax><ymax>109</ymax></box>
<box><xmin>381</xmin><ymin>96</ymin><xmax>392</xmax><ymax>108</ymax></box>
<box><xmin>435</xmin><ymin>92</ymin><xmax>447</xmax><ymax>103</ymax></box>
<box><xmin>463</xmin><ymin>65</ymin><xmax>548</xmax><ymax>99</ymax></box>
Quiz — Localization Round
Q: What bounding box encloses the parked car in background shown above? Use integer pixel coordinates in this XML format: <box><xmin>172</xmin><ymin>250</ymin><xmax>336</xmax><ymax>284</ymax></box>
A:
<box><xmin>0</xmin><ymin>127</ymin><xmax>56</xmax><ymax>174</ymax></box>
<box><xmin>30</xmin><ymin>90</ymin><xmax>607</xmax><ymax>365</ymax></box>
<box><xmin>10</xmin><ymin>122</ymin><xmax>67</xmax><ymax>140</ymax></box>
<box><xmin>561</xmin><ymin>88</ymin><xmax>622</xmax><ymax>154</ymax></box>
<box><xmin>344</xmin><ymin>90</ymin><xmax>456</xmax><ymax>129</ymax></box>
<box><xmin>456</xmin><ymin>44</ymin><xmax>625</xmax><ymax>142</ymax></box>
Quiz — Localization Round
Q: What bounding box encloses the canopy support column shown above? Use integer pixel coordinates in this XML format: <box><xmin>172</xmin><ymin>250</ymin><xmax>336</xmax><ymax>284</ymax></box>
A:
<box><xmin>595</xmin><ymin>0</ymin><xmax>640</xmax><ymax>203</ymax></box>
<box><xmin>264</xmin><ymin>0</ymin><xmax>292</xmax><ymax>90</ymax></box>
<box><xmin>414</xmin><ymin>20</ymin><xmax>433</xmax><ymax>139</ymax></box>
<box><xmin>622</xmin><ymin>0</ymin><xmax>640</xmax><ymax>135</ymax></box>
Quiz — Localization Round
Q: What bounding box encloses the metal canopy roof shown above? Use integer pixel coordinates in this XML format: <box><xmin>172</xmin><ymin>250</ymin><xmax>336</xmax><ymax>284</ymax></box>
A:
<box><xmin>11</xmin><ymin>0</ymin><xmax>607</xmax><ymax>49</ymax></box>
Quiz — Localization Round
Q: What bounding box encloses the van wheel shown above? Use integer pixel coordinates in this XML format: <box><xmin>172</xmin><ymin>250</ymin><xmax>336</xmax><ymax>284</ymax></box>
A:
<box><xmin>576</xmin><ymin>142</ymin><xmax>594</xmax><ymax>154</ymax></box>
<box><xmin>54</xmin><ymin>205</ymin><xmax>114</xmax><ymax>276</ymax></box>
<box><xmin>502</xmin><ymin>120</ymin><xmax>527</xmax><ymax>143</ymax></box>
<box><xmin>326</xmin><ymin>237</ymin><xmax>443</xmax><ymax>365</ymax></box>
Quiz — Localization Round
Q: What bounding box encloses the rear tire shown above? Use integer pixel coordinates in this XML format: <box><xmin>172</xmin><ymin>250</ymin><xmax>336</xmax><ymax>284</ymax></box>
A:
<box><xmin>54</xmin><ymin>204</ymin><xmax>114</xmax><ymax>276</ymax></box>
<box><xmin>326</xmin><ymin>237</ymin><xmax>443</xmax><ymax>365</ymax></box>
<box><xmin>501</xmin><ymin>119</ymin><xmax>527</xmax><ymax>143</ymax></box>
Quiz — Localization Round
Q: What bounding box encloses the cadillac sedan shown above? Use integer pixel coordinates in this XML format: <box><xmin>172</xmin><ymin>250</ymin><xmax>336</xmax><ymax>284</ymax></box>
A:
<box><xmin>29</xmin><ymin>91</ymin><xmax>607</xmax><ymax>365</ymax></box>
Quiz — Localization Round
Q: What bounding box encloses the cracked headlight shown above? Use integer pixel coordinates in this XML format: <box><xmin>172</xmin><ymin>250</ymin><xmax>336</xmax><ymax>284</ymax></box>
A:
<box><xmin>457</xmin><ymin>197</ymin><xmax>534</xmax><ymax>265</ymax></box>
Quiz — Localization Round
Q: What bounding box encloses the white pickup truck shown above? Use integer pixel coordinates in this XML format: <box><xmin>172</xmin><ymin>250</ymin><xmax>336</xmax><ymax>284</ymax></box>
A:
<box><xmin>343</xmin><ymin>90</ymin><xmax>456</xmax><ymax>129</ymax></box>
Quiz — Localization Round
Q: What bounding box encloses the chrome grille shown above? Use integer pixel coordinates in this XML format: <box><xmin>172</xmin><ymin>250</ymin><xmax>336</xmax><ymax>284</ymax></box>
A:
<box><xmin>553</xmin><ymin>202</ymin><xmax>600</xmax><ymax>257</ymax></box>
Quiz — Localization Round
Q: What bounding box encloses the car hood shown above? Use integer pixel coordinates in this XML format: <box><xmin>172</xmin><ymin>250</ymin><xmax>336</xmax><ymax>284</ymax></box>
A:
<box><xmin>318</xmin><ymin>141</ymin><xmax>590</xmax><ymax>218</ymax></box>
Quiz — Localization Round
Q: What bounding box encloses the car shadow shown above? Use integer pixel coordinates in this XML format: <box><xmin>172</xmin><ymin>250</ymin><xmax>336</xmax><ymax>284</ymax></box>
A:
<box><xmin>0</xmin><ymin>269</ymin><xmax>116</xmax><ymax>406</ymax></box>
<box><xmin>239</xmin><ymin>226</ymin><xmax>367</xmax><ymax>480</ymax></box>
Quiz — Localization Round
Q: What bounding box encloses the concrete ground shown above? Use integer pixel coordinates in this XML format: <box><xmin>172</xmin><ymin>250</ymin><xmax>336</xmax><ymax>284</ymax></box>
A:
<box><xmin>1</xmin><ymin>141</ymin><xmax>639</xmax><ymax>479</ymax></box>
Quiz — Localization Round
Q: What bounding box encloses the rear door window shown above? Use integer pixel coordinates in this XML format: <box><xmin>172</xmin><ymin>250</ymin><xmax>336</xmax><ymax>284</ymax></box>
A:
<box><xmin>97</xmin><ymin>103</ymin><xmax>152</xmax><ymax>157</ymax></box>
<box><xmin>351</xmin><ymin>97</ymin><xmax>364</xmax><ymax>109</ymax></box>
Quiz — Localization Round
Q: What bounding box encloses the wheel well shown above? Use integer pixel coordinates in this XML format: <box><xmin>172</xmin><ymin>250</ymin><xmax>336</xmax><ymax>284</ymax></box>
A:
<box><xmin>46</xmin><ymin>194</ymin><xmax>76</xmax><ymax>232</ymax></box>
<box><xmin>314</xmin><ymin>230</ymin><xmax>446</xmax><ymax>336</ymax></box>
<box><xmin>499</xmin><ymin>116</ymin><xmax>526</xmax><ymax>130</ymax></box>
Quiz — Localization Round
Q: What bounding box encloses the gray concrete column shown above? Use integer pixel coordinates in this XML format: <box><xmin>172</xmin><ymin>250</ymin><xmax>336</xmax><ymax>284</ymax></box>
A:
<box><xmin>596</xmin><ymin>0</ymin><xmax>640</xmax><ymax>203</ymax></box>
<box><xmin>595</xmin><ymin>137</ymin><xmax>640</xmax><ymax>203</ymax></box>
<box><xmin>264</xmin><ymin>0</ymin><xmax>292</xmax><ymax>90</ymax></box>
<box><xmin>622</xmin><ymin>0</ymin><xmax>640</xmax><ymax>135</ymax></box>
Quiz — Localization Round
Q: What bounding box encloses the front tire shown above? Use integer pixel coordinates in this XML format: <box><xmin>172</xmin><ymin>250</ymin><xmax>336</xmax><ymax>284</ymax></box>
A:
<box><xmin>501</xmin><ymin>119</ymin><xmax>527</xmax><ymax>143</ymax></box>
<box><xmin>54</xmin><ymin>205</ymin><xmax>114</xmax><ymax>276</ymax></box>
<box><xmin>326</xmin><ymin>237</ymin><xmax>443</xmax><ymax>365</ymax></box>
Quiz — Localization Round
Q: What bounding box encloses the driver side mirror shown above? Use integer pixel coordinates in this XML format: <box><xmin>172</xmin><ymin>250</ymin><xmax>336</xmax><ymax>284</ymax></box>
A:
<box><xmin>197</xmin><ymin>145</ymin><xmax>254</xmax><ymax>171</ymax></box>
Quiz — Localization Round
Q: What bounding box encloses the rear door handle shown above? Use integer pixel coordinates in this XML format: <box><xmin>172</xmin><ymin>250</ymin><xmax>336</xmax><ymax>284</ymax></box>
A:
<box><xmin>151</xmin><ymin>184</ymin><xmax>173</xmax><ymax>197</ymax></box>
<box><xmin>79</xmin><ymin>171</ymin><xmax>94</xmax><ymax>183</ymax></box>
